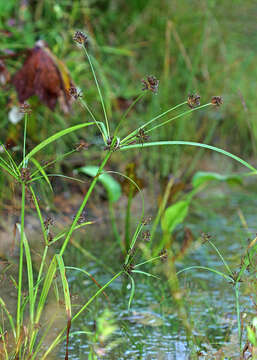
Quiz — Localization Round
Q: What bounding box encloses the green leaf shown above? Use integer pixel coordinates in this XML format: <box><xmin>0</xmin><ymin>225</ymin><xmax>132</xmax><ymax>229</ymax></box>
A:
<box><xmin>161</xmin><ymin>200</ymin><xmax>189</xmax><ymax>233</ymax></box>
<box><xmin>30</xmin><ymin>157</ymin><xmax>53</xmax><ymax>191</ymax></box>
<box><xmin>56</xmin><ymin>255</ymin><xmax>72</xmax><ymax>319</ymax></box>
<box><xmin>19</xmin><ymin>122</ymin><xmax>96</xmax><ymax>167</ymax></box>
<box><xmin>192</xmin><ymin>171</ymin><xmax>243</xmax><ymax>188</ymax></box>
<box><xmin>247</xmin><ymin>326</ymin><xmax>257</xmax><ymax>346</ymax></box>
<box><xmin>77</xmin><ymin>166</ymin><xmax>121</xmax><ymax>203</ymax></box>
<box><xmin>121</xmin><ymin>141</ymin><xmax>257</xmax><ymax>173</ymax></box>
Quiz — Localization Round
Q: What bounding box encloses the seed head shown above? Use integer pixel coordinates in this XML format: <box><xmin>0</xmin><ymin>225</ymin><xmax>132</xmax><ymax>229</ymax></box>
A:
<box><xmin>44</xmin><ymin>216</ymin><xmax>54</xmax><ymax>230</ymax></box>
<box><xmin>142</xmin><ymin>216</ymin><xmax>152</xmax><ymax>225</ymax></box>
<box><xmin>73</xmin><ymin>31</ymin><xmax>88</xmax><ymax>46</ymax></box>
<box><xmin>187</xmin><ymin>94</ymin><xmax>201</xmax><ymax>108</ymax></box>
<box><xmin>123</xmin><ymin>263</ymin><xmax>134</xmax><ymax>274</ymax></box>
<box><xmin>19</xmin><ymin>102</ymin><xmax>32</xmax><ymax>114</ymax></box>
<box><xmin>201</xmin><ymin>232</ymin><xmax>212</xmax><ymax>243</ymax></box>
<box><xmin>75</xmin><ymin>140</ymin><xmax>89</xmax><ymax>152</ymax></box>
<box><xmin>141</xmin><ymin>75</ymin><xmax>159</xmax><ymax>93</ymax></box>
<box><xmin>68</xmin><ymin>86</ymin><xmax>82</xmax><ymax>100</ymax></box>
<box><xmin>21</xmin><ymin>167</ymin><xmax>31</xmax><ymax>182</ymax></box>
<box><xmin>159</xmin><ymin>249</ymin><xmax>168</xmax><ymax>262</ymax></box>
<box><xmin>142</xmin><ymin>230</ymin><xmax>151</xmax><ymax>242</ymax></box>
<box><xmin>211</xmin><ymin>96</ymin><xmax>223</xmax><ymax>106</ymax></box>
<box><xmin>136</xmin><ymin>128</ymin><xmax>149</xmax><ymax>145</ymax></box>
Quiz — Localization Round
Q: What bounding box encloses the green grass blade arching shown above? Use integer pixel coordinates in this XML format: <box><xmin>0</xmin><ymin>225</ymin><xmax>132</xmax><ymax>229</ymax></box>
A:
<box><xmin>30</xmin><ymin>157</ymin><xmax>53</xmax><ymax>191</ymax></box>
<box><xmin>121</xmin><ymin>141</ymin><xmax>257</xmax><ymax>173</ymax></box>
<box><xmin>56</xmin><ymin>255</ymin><xmax>72</xmax><ymax>360</ymax></box>
<box><xmin>18</xmin><ymin>122</ymin><xmax>97</xmax><ymax>168</ymax></box>
<box><xmin>176</xmin><ymin>266</ymin><xmax>232</xmax><ymax>281</ymax></box>
<box><xmin>127</xmin><ymin>273</ymin><xmax>135</xmax><ymax>310</ymax></box>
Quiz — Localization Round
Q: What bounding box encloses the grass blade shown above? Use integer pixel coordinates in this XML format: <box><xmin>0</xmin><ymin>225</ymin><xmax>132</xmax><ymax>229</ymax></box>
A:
<box><xmin>19</xmin><ymin>122</ymin><xmax>96</xmax><ymax>167</ymax></box>
<box><xmin>121</xmin><ymin>141</ymin><xmax>257</xmax><ymax>172</ymax></box>
<box><xmin>56</xmin><ymin>255</ymin><xmax>71</xmax><ymax>360</ymax></box>
<box><xmin>127</xmin><ymin>274</ymin><xmax>135</xmax><ymax>310</ymax></box>
<box><xmin>30</xmin><ymin>157</ymin><xmax>53</xmax><ymax>191</ymax></box>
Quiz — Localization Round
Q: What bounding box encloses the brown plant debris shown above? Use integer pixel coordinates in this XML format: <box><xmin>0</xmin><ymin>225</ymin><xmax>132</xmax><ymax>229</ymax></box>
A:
<box><xmin>12</xmin><ymin>40</ymin><xmax>75</xmax><ymax>113</ymax></box>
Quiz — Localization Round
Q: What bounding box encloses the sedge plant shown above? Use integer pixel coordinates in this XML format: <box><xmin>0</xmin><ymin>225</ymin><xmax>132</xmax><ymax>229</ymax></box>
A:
<box><xmin>0</xmin><ymin>30</ymin><xmax>256</xmax><ymax>359</ymax></box>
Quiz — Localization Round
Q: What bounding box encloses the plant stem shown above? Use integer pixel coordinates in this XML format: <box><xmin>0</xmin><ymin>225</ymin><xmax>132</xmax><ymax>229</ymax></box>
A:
<box><xmin>83</xmin><ymin>46</ymin><xmax>110</xmax><ymax>138</ymax></box>
<box><xmin>16</xmin><ymin>182</ymin><xmax>26</xmax><ymax>339</ymax></box>
<box><xmin>59</xmin><ymin>150</ymin><xmax>112</xmax><ymax>256</ymax></box>
<box><xmin>120</xmin><ymin>101</ymin><xmax>187</xmax><ymax>144</ymax></box>
<box><xmin>235</xmin><ymin>282</ymin><xmax>242</xmax><ymax>351</ymax></box>
<box><xmin>145</xmin><ymin>103</ymin><xmax>211</xmax><ymax>134</ymax></box>
<box><xmin>23</xmin><ymin>113</ymin><xmax>28</xmax><ymax>168</ymax></box>
<box><xmin>79</xmin><ymin>98</ymin><xmax>106</xmax><ymax>141</ymax></box>
<box><xmin>125</xmin><ymin>186</ymin><xmax>133</xmax><ymax>251</ymax></box>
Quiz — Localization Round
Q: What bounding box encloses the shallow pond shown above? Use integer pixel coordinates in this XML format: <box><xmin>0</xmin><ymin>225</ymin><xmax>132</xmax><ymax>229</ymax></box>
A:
<box><xmin>57</xmin><ymin>184</ymin><xmax>257</xmax><ymax>360</ymax></box>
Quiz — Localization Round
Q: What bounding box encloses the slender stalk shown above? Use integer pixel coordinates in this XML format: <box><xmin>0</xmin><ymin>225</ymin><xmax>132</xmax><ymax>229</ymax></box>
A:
<box><xmin>145</xmin><ymin>103</ymin><xmax>211</xmax><ymax>134</ymax></box>
<box><xmin>23</xmin><ymin>114</ymin><xmax>28</xmax><ymax>168</ymax></box>
<box><xmin>79</xmin><ymin>98</ymin><xmax>106</xmax><ymax>141</ymax></box>
<box><xmin>120</xmin><ymin>101</ymin><xmax>187</xmax><ymax>145</ymax></box>
<box><xmin>83</xmin><ymin>46</ymin><xmax>110</xmax><ymax>137</ymax></box>
<box><xmin>235</xmin><ymin>282</ymin><xmax>242</xmax><ymax>351</ymax></box>
<box><xmin>33</xmin><ymin>246</ymin><xmax>48</xmax><ymax>304</ymax></box>
<box><xmin>16</xmin><ymin>182</ymin><xmax>26</xmax><ymax>339</ymax></box>
<box><xmin>125</xmin><ymin>186</ymin><xmax>133</xmax><ymax>251</ymax></box>
<box><xmin>59</xmin><ymin>150</ymin><xmax>112</xmax><ymax>256</ymax></box>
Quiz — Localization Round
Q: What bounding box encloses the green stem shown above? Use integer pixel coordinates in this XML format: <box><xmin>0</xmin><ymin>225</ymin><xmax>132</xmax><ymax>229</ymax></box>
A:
<box><xmin>79</xmin><ymin>98</ymin><xmax>106</xmax><ymax>141</ymax></box>
<box><xmin>235</xmin><ymin>282</ymin><xmax>242</xmax><ymax>351</ymax></box>
<box><xmin>120</xmin><ymin>101</ymin><xmax>187</xmax><ymax>145</ymax></box>
<box><xmin>23</xmin><ymin>113</ymin><xmax>28</xmax><ymax>168</ymax></box>
<box><xmin>145</xmin><ymin>103</ymin><xmax>211</xmax><ymax>134</ymax></box>
<box><xmin>125</xmin><ymin>186</ymin><xmax>133</xmax><ymax>251</ymax></box>
<box><xmin>16</xmin><ymin>182</ymin><xmax>26</xmax><ymax>339</ymax></box>
<box><xmin>59</xmin><ymin>150</ymin><xmax>112</xmax><ymax>256</ymax></box>
<box><xmin>83</xmin><ymin>46</ymin><xmax>110</xmax><ymax>137</ymax></box>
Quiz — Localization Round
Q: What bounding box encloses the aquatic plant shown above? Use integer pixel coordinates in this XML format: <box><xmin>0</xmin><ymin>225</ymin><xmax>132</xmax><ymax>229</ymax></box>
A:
<box><xmin>0</xmin><ymin>30</ymin><xmax>255</xmax><ymax>359</ymax></box>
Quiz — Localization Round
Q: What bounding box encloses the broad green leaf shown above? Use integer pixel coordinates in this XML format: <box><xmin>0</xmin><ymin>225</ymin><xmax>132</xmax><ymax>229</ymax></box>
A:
<box><xmin>77</xmin><ymin>166</ymin><xmax>121</xmax><ymax>203</ymax></box>
<box><xmin>161</xmin><ymin>200</ymin><xmax>189</xmax><ymax>233</ymax></box>
<box><xmin>192</xmin><ymin>171</ymin><xmax>242</xmax><ymax>188</ymax></box>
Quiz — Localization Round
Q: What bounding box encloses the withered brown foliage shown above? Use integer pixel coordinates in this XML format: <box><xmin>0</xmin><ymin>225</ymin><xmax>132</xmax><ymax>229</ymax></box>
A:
<box><xmin>13</xmin><ymin>40</ymin><xmax>74</xmax><ymax>112</ymax></box>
